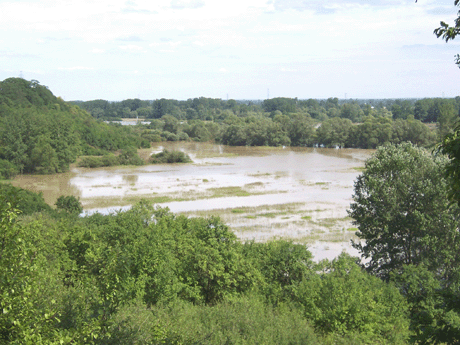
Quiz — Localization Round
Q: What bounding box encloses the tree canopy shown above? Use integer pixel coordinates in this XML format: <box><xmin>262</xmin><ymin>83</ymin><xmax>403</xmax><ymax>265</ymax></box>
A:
<box><xmin>349</xmin><ymin>143</ymin><xmax>460</xmax><ymax>279</ymax></box>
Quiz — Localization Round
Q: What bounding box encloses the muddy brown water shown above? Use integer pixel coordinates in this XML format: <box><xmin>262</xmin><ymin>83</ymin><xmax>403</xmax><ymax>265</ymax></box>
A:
<box><xmin>11</xmin><ymin>142</ymin><xmax>374</xmax><ymax>261</ymax></box>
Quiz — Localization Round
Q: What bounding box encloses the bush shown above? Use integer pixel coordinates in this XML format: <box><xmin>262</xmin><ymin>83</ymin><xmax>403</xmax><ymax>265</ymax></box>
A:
<box><xmin>55</xmin><ymin>195</ymin><xmax>83</xmax><ymax>214</ymax></box>
<box><xmin>152</xmin><ymin>296</ymin><xmax>320</xmax><ymax>345</ymax></box>
<box><xmin>0</xmin><ymin>159</ymin><xmax>18</xmax><ymax>179</ymax></box>
<box><xmin>78</xmin><ymin>149</ymin><xmax>144</xmax><ymax>168</ymax></box>
<box><xmin>78</xmin><ymin>156</ymin><xmax>104</xmax><ymax>168</ymax></box>
<box><xmin>0</xmin><ymin>183</ymin><xmax>53</xmax><ymax>215</ymax></box>
<box><xmin>150</xmin><ymin>149</ymin><xmax>192</xmax><ymax>164</ymax></box>
<box><xmin>118</xmin><ymin>147</ymin><xmax>144</xmax><ymax>166</ymax></box>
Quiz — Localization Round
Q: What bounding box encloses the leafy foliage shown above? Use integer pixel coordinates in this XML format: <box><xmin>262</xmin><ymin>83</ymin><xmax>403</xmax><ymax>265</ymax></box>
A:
<box><xmin>0</xmin><ymin>78</ymin><xmax>149</xmax><ymax>175</ymax></box>
<box><xmin>349</xmin><ymin>143</ymin><xmax>459</xmax><ymax>279</ymax></box>
<box><xmin>350</xmin><ymin>143</ymin><xmax>460</xmax><ymax>343</ymax></box>
<box><xmin>433</xmin><ymin>0</ymin><xmax>460</xmax><ymax>66</ymax></box>
<box><xmin>55</xmin><ymin>195</ymin><xmax>83</xmax><ymax>215</ymax></box>
<box><xmin>0</xmin><ymin>190</ymin><xmax>414</xmax><ymax>344</ymax></box>
<box><xmin>295</xmin><ymin>253</ymin><xmax>410</xmax><ymax>343</ymax></box>
<box><xmin>0</xmin><ymin>183</ymin><xmax>53</xmax><ymax>216</ymax></box>
<box><xmin>150</xmin><ymin>149</ymin><xmax>192</xmax><ymax>164</ymax></box>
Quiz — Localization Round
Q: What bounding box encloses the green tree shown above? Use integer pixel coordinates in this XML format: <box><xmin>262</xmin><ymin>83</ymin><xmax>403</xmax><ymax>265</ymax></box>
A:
<box><xmin>437</xmin><ymin>100</ymin><xmax>458</xmax><ymax>138</ymax></box>
<box><xmin>242</xmin><ymin>240</ymin><xmax>314</xmax><ymax>304</ymax></box>
<box><xmin>392</xmin><ymin>116</ymin><xmax>437</xmax><ymax>147</ymax></box>
<box><xmin>55</xmin><ymin>195</ymin><xmax>83</xmax><ymax>215</ymax></box>
<box><xmin>434</xmin><ymin>0</ymin><xmax>460</xmax><ymax>66</ymax></box>
<box><xmin>390</xmin><ymin>264</ymin><xmax>460</xmax><ymax>344</ymax></box>
<box><xmin>295</xmin><ymin>253</ymin><xmax>410</xmax><ymax>343</ymax></box>
<box><xmin>30</xmin><ymin>135</ymin><xmax>59</xmax><ymax>174</ymax></box>
<box><xmin>0</xmin><ymin>159</ymin><xmax>18</xmax><ymax>179</ymax></box>
<box><xmin>349</xmin><ymin>143</ymin><xmax>460</xmax><ymax>279</ymax></box>
<box><xmin>347</xmin><ymin>116</ymin><xmax>393</xmax><ymax>149</ymax></box>
<box><xmin>316</xmin><ymin>117</ymin><xmax>353</xmax><ymax>148</ymax></box>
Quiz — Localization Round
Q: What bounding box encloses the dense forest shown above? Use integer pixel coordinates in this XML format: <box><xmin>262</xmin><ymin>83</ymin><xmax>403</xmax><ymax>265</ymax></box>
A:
<box><xmin>0</xmin><ymin>78</ymin><xmax>149</xmax><ymax>178</ymax></box>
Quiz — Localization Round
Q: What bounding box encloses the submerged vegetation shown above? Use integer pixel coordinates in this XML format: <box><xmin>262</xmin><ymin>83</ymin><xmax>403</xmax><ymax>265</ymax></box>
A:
<box><xmin>150</xmin><ymin>149</ymin><xmax>192</xmax><ymax>164</ymax></box>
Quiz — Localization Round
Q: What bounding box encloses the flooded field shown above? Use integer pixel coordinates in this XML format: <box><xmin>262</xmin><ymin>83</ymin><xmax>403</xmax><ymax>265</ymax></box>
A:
<box><xmin>11</xmin><ymin>142</ymin><xmax>373</xmax><ymax>261</ymax></box>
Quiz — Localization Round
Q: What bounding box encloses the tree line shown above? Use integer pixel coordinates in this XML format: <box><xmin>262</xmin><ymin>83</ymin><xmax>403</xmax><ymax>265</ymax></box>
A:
<box><xmin>76</xmin><ymin>96</ymin><xmax>458</xmax><ymax>149</ymax></box>
<box><xmin>74</xmin><ymin>95</ymin><xmax>460</xmax><ymax>124</ymax></box>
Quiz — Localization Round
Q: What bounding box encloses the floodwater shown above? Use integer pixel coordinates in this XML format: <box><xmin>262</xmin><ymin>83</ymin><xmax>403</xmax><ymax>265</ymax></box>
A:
<box><xmin>11</xmin><ymin>142</ymin><xmax>373</xmax><ymax>261</ymax></box>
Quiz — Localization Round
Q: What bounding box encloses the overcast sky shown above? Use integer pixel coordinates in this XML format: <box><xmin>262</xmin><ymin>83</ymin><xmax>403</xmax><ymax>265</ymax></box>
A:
<box><xmin>0</xmin><ymin>0</ymin><xmax>459</xmax><ymax>101</ymax></box>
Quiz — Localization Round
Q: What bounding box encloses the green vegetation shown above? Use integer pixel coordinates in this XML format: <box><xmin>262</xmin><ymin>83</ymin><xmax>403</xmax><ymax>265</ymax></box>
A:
<box><xmin>73</xmin><ymin>89</ymin><xmax>459</xmax><ymax>150</ymax></box>
<box><xmin>78</xmin><ymin>147</ymin><xmax>145</xmax><ymax>168</ymax></box>
<box><xmin>1</xmin><ymin>77</ymin><xmax>457</xmax><ymax>178</ymax></box>
<box><xmin>55</xmin><ymin>195</ymin><xmax>83</xmax><ymax>215</ymax></box>
<box><xmin>150</xmin><ymin>149</ymin><xmax>192</xmax><ymax>164</ymax></box>
<box><xmin>0</xmin><ymin>186</ymin><xmax>412</xmax><ymax>344</ymax></box>
<box><xmin>1</xmin><ymin>4</ymin><xmax>460</xmax><ymax>342</ymax></box>
<box><xmin>349</xmin><ymin>143</ymin><xmax>460</xmax><ymax>343</ymax></box>
<box><xmin>0</xmin><ymin>78</ymin><xmax>149</xmax><ymax>175</ymax></box>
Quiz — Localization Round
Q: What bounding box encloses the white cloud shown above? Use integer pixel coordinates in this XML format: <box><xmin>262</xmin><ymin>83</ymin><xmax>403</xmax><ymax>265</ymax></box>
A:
<box><xmin>1</xmin><ymin>0</ymin><xmax>458</xmax><ymax>100</ymax></box>
<box><xmin>119</xmin><ymin>44</ymin><xmax>144</xmax><ymax>51</ymax></box>
<box><xmin>170</xmin><ymin>0</ymin><xmax>205</xmax><ymax>10</ymax></box>
<box><xmin>280</xmin><ymin>67</ymin><xmax>296</xmax><ymax>72</ymax></box>
<box><xmin>58</xmin><ymin>66</ymin><xmax>94</xmax><ymax>71</ymax></box>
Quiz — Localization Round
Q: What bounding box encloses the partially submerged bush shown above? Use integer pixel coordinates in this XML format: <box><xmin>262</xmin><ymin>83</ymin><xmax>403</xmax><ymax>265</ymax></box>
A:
<box><xmin>150</xmin><ymin>149</ymin><xmax>192</xmax><ymax>164</ymax></box>
<box><xmin>78</xmin><ymin>148</ymin><xmax>145</xmax><ymax>168</ymax></box>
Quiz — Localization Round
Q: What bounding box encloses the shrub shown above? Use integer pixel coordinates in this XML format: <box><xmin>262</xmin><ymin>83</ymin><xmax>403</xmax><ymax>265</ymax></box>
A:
<box><xmin>0</xmin><ymin>159</ymin><xmax>18</xmax><ymax>179</ymax></box>
<box><xmin>150</xmin><ymin>149</ymin><xmax>192</xmax><ymax>164</ymax></box>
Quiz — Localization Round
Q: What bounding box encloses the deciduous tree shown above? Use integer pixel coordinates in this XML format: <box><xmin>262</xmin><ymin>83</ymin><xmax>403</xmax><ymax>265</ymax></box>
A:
<box><xmin>349</xmin><ymin>143</ymin><xmax>460</xmax><ymax>279</ymax></box>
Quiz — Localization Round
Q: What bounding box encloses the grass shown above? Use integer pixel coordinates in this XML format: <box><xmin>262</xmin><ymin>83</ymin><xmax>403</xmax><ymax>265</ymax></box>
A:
<box><xmin>244</xmin><ymin>182</ymin><xmax>264</xmax><ymax>188</ymax></box>
<box><xmin>193</xmin><ymin>152</ymin><xmax>239</xmax><ymax>159</ymax></box>
<box><xmin>180</xmin><ymin>202</ymin><xmax>307</xmax><ymax>219</ymax></box>
<box><xmin>85</xmin><ymin>185</ymin><xmax>280</xmax><ymax>209</ymax></box>
<box><xmin>208</xmin><ymin>186</ymin><xmax>251</xmax><ymax>197</ymax></box>
<box><xmin>319</xmin><ymin>232</ymin><xmax>357</xmax><ymax>243</ymax></box>
<box><xmin>248</xmin><ymin>172</ymin><xmax>271</xmax><ymax>177</ymax></box>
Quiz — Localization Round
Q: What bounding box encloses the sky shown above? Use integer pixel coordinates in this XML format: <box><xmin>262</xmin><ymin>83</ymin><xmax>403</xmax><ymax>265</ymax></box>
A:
<box><xmin>0</xmin><ymin>0</ymin><xmax>459</xmax><ymax>101</ymax></box>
